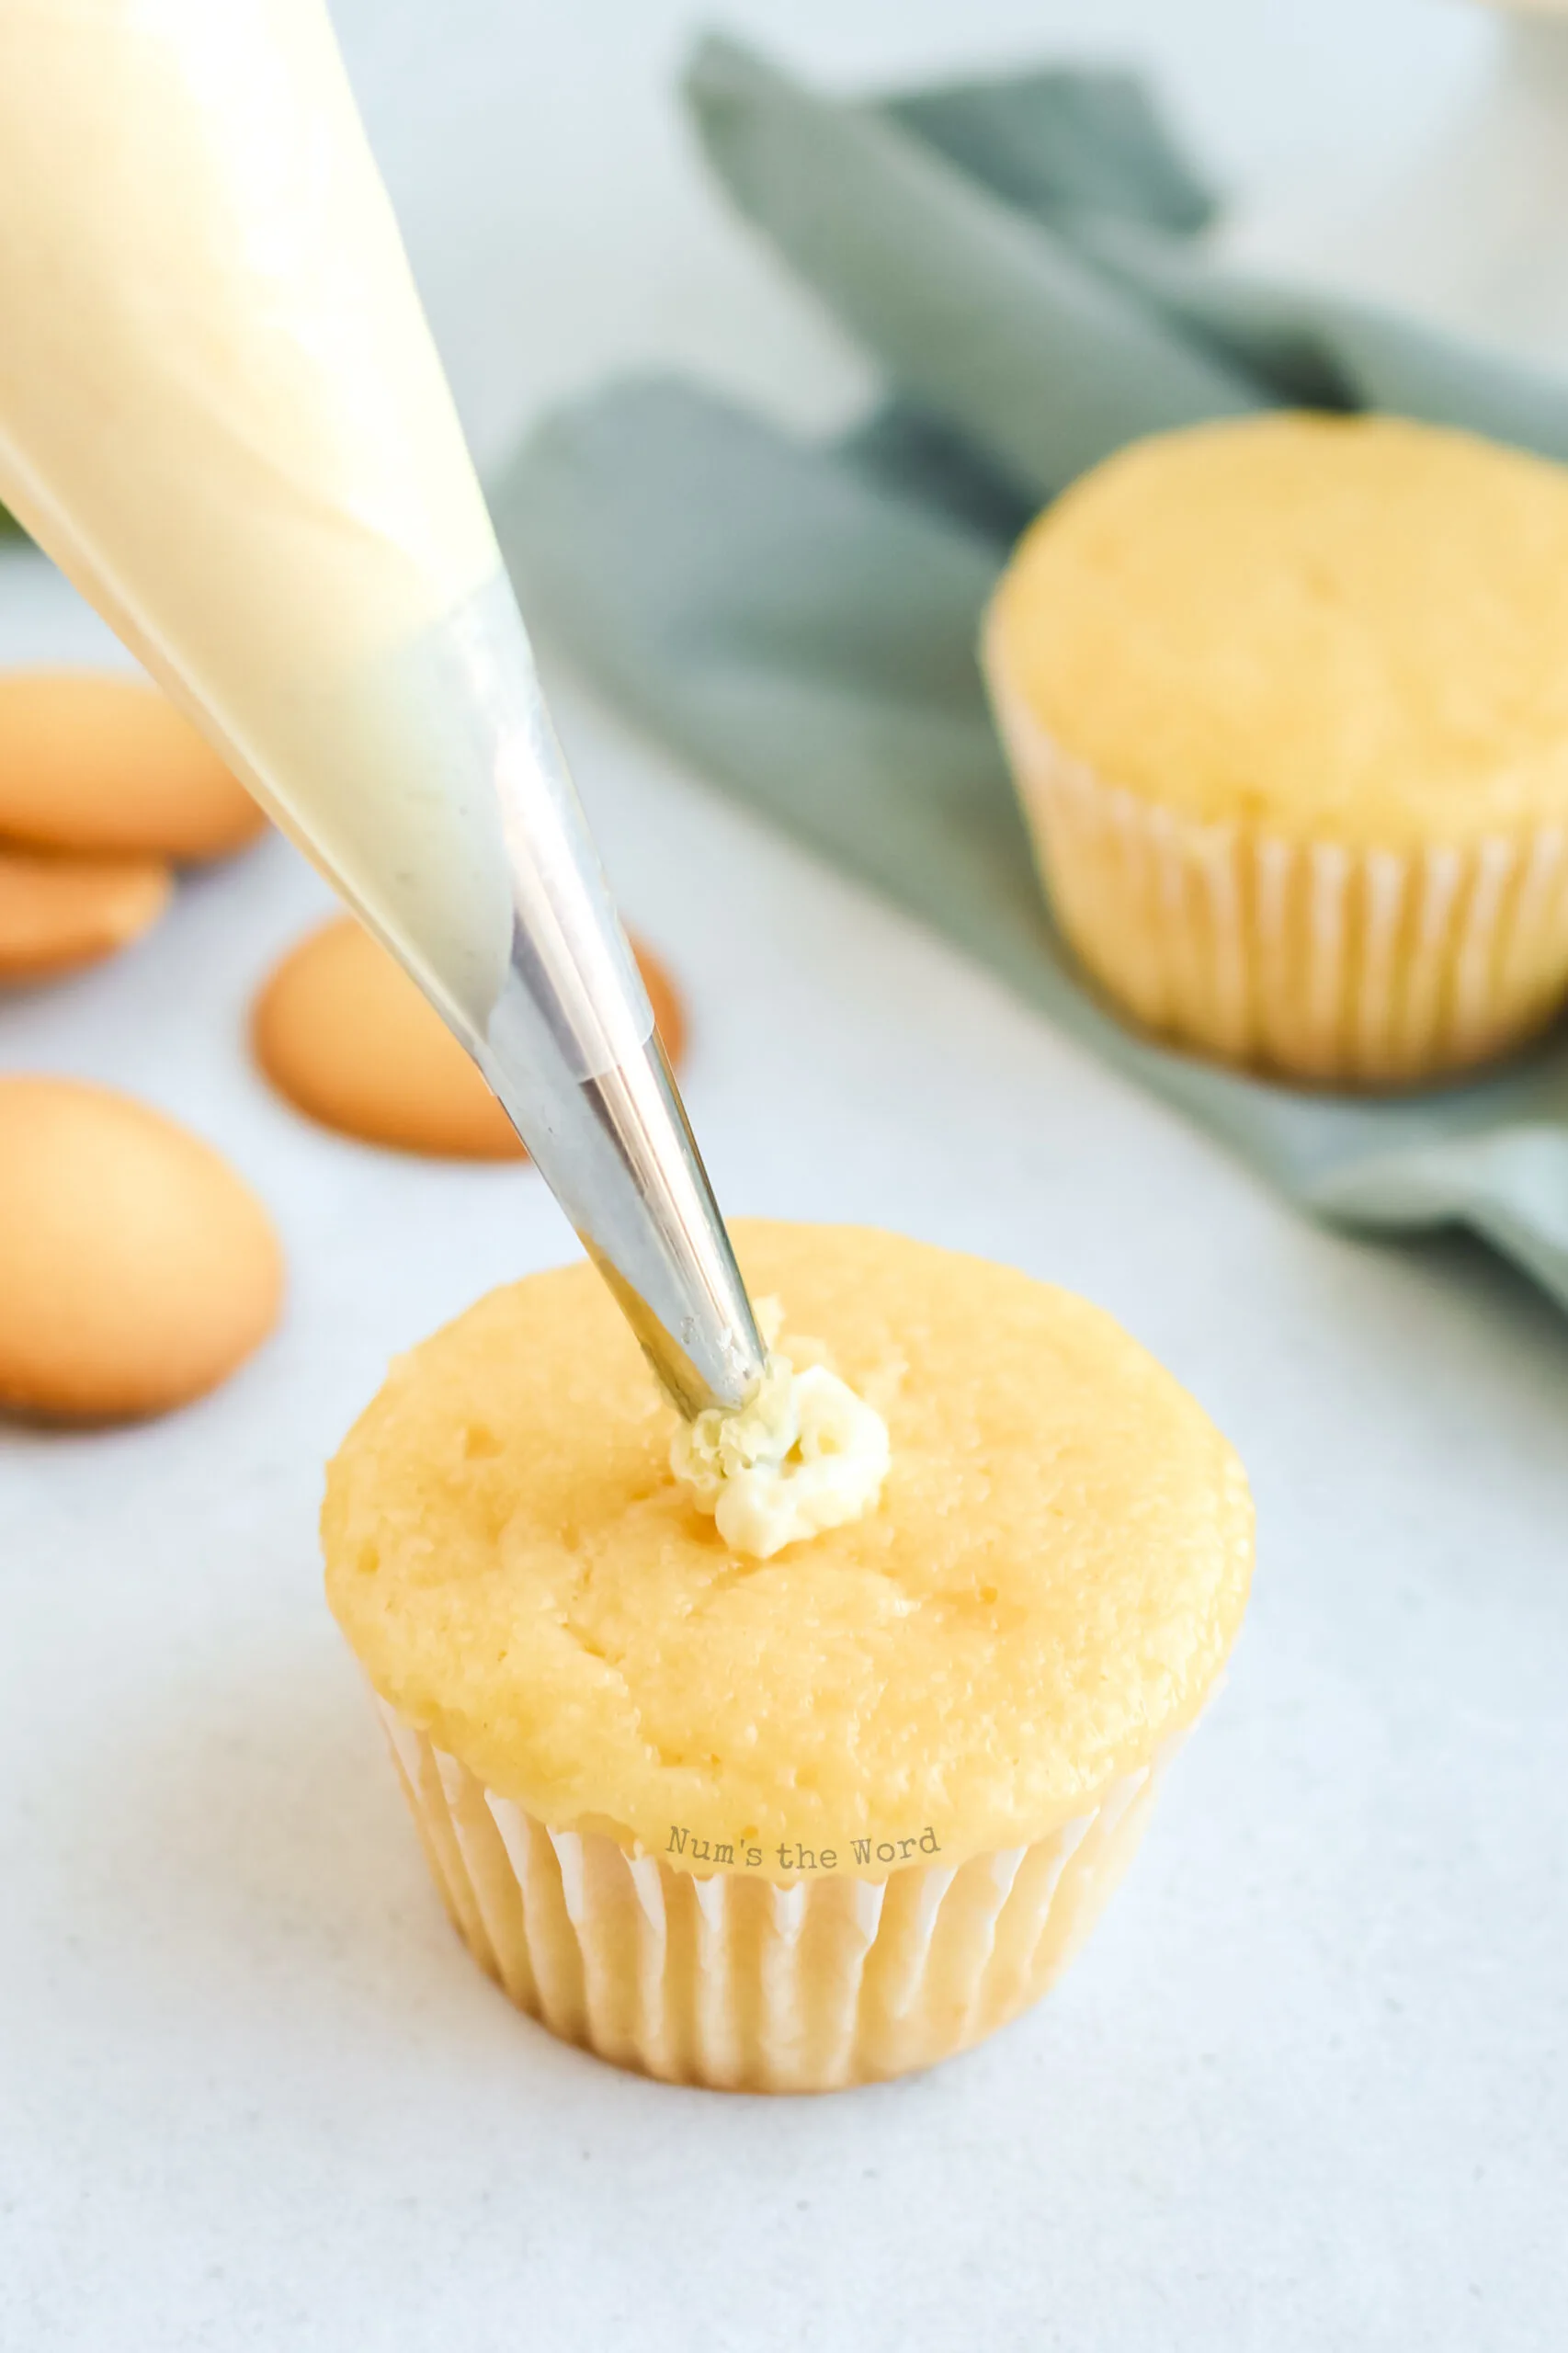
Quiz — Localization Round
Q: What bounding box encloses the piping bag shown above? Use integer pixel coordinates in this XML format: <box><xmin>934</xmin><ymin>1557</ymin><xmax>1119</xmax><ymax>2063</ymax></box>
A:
<box><xmin>0</xmin><ymin>0</ymin><xmax>765</xmax><ymax>1417</ymax></box>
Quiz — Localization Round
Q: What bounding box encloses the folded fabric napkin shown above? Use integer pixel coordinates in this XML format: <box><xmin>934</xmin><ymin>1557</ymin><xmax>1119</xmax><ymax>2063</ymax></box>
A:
<box><xmin>491</xmin><ymin>34</ymin><xmax>1568</xmax><ymax>1318</ymax></box>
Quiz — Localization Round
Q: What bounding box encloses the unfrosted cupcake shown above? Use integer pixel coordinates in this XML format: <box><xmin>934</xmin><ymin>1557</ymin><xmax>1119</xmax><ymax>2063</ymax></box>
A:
<box><xmin>324</xmin><ymin>1222</ymin><xmax>1252</xmax><ymax>2092</ymax></box>
<box><xmin>983</xmin><ymin>414</ymin><xmax>1568</xmax><ymax>1086</ymax></box>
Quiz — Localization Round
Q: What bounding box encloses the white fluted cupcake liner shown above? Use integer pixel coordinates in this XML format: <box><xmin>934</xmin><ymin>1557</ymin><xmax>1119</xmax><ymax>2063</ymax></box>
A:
<box><xmin>373</xmin><ymin>1695</ymin><xmax>1192</xmax><ymax>2093</ymax></box>
<box><xmin>986</xmin><ymin>665</ymin><xmax>1568</xmax><ymax>1086</ymax></box>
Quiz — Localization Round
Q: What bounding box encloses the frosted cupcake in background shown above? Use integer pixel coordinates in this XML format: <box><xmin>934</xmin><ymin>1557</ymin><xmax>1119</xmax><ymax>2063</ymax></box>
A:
<box><xmin>324</xmin><ymin>1222</ymin><xmax>1252</xmax><ymax>2093</ymax></box>
<box><xmin>983</xmin><ymin>414</ymin><xmax>1568</xmax><ymax>1087</ymax></box>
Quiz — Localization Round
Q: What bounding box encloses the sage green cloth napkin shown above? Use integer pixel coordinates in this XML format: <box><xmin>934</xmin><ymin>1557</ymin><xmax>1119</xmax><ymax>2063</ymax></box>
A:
<box><xmin>490</xmin><ymin>34</ymin><xmax>1568</xmax><ymax>1316</ymax></box>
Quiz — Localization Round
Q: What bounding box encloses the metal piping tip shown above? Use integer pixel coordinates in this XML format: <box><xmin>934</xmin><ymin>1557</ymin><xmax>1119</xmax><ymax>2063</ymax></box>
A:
<box><xmin>559</xmin><ymin>1038</ymin><xmax>767</xmax><ymax>1419</ymax></box>
<box><xmin>329</xmin><ymin>574</ymin><xmax>768</xmax><ymax>1417</ymax></box>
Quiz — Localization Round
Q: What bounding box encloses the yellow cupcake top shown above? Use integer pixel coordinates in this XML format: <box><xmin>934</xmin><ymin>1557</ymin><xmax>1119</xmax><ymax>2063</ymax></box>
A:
<box><xmin>324</xmin><ymin>1223</ymin><xmax>1251</xmax><ymax>1878</ymax></box>
<box><xmin>985</xmin><ymin>414</ymin><xmax>1568</xmax><ymax>847</ymax></box>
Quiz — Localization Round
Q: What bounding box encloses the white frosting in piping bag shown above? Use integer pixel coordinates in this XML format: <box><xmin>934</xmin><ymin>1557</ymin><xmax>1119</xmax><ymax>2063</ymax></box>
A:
<box><xmin>0</xmin><ymin>0</ymin><xmax>518</xmax><ymax>1032</ymax></box>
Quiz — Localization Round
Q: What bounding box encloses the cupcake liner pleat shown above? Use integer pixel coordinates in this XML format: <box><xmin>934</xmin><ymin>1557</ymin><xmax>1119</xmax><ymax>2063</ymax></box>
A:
<box><xmin>374</xmin><ymin>1697</ymin><xmax>1178</xmax><ymax>2093</ymax></box>
<box><xmin>987</xmin><ymin>671</ymin><xmax>1568</xmax><ymax>1085</ymax></box>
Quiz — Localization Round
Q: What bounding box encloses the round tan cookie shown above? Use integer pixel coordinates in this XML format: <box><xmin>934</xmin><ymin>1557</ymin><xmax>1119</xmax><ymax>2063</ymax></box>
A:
<box><xmin>0</xmin><ymin>1077</ymin><xmax>284</xmax><ymax>1422</ymax></box>
<box><xmin>252</xmin><ymin>915</ymin><xmax>687</xmax><ymax>1159</ymax></box>
<box><xmin>0</xmin><ymin>670</ymin><xmax>265</xmax><ymax>860</ymax></box>
<box><xmin>0</xmin><ymin>846</ymin><xmax>172</xmax><ymax>982</ymax></box>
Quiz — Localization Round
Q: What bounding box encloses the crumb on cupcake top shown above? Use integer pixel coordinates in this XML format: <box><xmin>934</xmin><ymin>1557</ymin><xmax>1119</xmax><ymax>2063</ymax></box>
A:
<box><xmin>985</xmin><ymin>413</ymin><xmax>1568</xmax><ymax>847</ymax></box>
<box><xmin>324</xmin><ymin>1222</ymin><xmax>1252</xmax><ymax>1873</ymax></box>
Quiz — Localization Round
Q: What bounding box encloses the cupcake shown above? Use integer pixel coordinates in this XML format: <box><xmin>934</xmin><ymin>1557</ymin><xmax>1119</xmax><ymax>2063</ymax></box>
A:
<box><xmin>324</xmin><ymin>1222</ymin><xmax>1252</xmax><ymax>2092</ymax></box>
<box><xmin>983</xmin><ymin>414</ymin><xmax>1568</xmax><ymax>1086</ymax></box>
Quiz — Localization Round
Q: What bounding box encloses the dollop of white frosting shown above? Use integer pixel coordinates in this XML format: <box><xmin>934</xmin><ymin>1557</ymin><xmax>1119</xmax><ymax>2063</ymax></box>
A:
<box><xmin>670</xmin><ymin>1300</ymin><xmax>891</xmax><ymax>1559</ymax></box>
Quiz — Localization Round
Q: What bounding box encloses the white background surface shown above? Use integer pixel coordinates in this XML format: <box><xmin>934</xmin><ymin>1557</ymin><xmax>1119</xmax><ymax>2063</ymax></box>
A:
<box><xmin>4</xmin><ymin>4</ymin><xmax>1566</xmax><ymax>2348</ymax></box>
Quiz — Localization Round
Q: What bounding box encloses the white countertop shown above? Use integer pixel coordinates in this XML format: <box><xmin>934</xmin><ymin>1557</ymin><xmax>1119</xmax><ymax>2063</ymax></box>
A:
<box><xmin>4</xmin><ymin>5</ymin><xmax>1565</xmax><ymax>2348</ymax></box>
